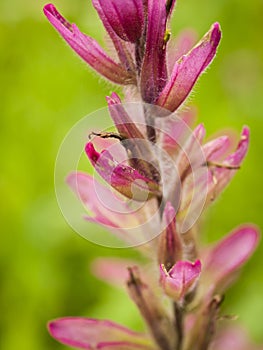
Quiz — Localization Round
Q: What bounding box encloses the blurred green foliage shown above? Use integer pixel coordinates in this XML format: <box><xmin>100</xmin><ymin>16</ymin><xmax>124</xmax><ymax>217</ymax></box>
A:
<box><xmin>0</xmin><ymin>0</ymin><xmax>263</xmax><ymax>349</ymax></box>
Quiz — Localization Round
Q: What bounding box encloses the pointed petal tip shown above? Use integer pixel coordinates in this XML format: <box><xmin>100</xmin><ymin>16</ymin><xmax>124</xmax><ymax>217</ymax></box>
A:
<box><xmin>196</xmin><ymin>123</ymin><xmax>206</xmax><ymax>136</ymax></box>
<box><xmin>43</xmin><ymin>3</ymin><xmax>55</xmax><ymax>14</ymax></box>
<box><xmin>226</xmin><ymin>126</ymin><xmax>250</xmax><ymax>166</ymax></box>
<box><xmin>239</xmin><ymin>224</ymin><xmax>261</xmax><ymax>246</ymax></box>
<box><xmin>164</xmin><ymin>201</ymin><xmax>176</xmax><ymax>217</ymax></box>
<box><xmin>106</xmin><ymin>92</ymin><xmax>121</xmax><ymax>105</ymax></box>
<box><xmin>211</xmin><ymin>22</ymin><xmax>222</xmax><ymax>44</ymax></box>
<box><xmin>194</xmin><ymin>259</ymin><xmax>202</xmax><ymax>270</ymax></box>
<box><xmin>242</xmin><ymin>125</ymin><xmax>250</xmax><ymax>139</ymax></box>
<box><xmin>66</xmin><ymin>171</ymin><xmax>77</xmax><ymax>186</ymax></box>
<box><xmin>85</xmin><ymin>142</ymin><xmax>99</xmax><ymax>162</ymax></box>
<box><xmin>43</xmin><ymin>3</ymin><xmax>71</xmax><ymax>30</ymax></box>
<box><xmin>47</xmin><ymin>318</ymin><xmax>67</xmax><ymax>340</ymax></box>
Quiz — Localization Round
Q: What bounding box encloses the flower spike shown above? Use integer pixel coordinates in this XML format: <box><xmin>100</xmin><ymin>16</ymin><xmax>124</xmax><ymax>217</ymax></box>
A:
<box><xmin>43</xmin><ymin>4</ymin><xmax>135</xmax><ymax>85</ymax></box>
<box><xmin>44</xmin><ymin>1</ymin><xmax>260</xmax><ymax>349</ymax></box>
<box><xmin>156</xmin><ymin>23</ymin><xmax>221</xmax><ymax>112</ymax></box>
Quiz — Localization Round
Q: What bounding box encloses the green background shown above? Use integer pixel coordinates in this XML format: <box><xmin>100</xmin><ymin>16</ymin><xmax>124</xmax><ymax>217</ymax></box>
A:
<box><xmin>1</xmin><ymin>0</ymin><xmax>263</xmax><ymax>348</ymax></box>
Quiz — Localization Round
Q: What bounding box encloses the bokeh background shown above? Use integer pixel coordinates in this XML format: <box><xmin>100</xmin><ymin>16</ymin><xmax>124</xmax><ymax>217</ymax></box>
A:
<box><xmin>1</xmin><ymin>0</ymin><xmax>263</xmax><ymax>348</ymax></box>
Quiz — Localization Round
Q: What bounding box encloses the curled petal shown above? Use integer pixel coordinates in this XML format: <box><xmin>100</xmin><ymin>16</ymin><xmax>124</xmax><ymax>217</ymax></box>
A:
<box><xmin>86</xmin><ymin>142</ymin><xmax>161</xmax><ymax>201</ymax></box>
<box><xmin>94</xmin><ymin>0</ymin><xmax>144</xmax><ymax>43</ymax></box>
<box><xmin>156</xmin><ymin>22</ymin><xmax>221</xmax><ymax>112</ymax></box>
<box><xmin>204</xmin><ymin>225</ymin><xmax>260</xmax><ymax>290</ymax></box>
<box><xmin>206</xmin><ymin>126</ymin><xmax>250</xmax><ymax>201</ymax></box>
<box><xmin>48</xmin><ymin>317</ymin><xmax>154</xmax><ymax>349</ymax></box>
<box><xmin>43</xmin><ymin>4</ymin><xmax>135</xmax><ymax>85</ymax></box>
<box><xmin>224</xmin><ymin>126</ymin><xmax>250</xmax><ymax>167</ymax></box>
<box><xmin>160</xmin><ymin>260</ymin><xmax>201</xmax><ymax>301</ymax></box>
<box><xmin>140</xmin><ymin>0</ymin><xmax>168</xmax><ymax>103</ymax></box>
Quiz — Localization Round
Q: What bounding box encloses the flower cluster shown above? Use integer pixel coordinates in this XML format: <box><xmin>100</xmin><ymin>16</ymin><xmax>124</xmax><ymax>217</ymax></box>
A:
<box><xmin>44</xmin><ymin>1</ymin><xmax>260</xmax><ymax>349</ymax></box>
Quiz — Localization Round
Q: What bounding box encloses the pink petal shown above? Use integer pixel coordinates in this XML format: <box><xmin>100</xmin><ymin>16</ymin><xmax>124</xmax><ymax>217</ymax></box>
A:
<box><xmin>158</xmin><ymin>202</ymin><xmax>182</xmax><ymax>268</ymax></box>
<box><xmin>204</xmin><ymin>225</ymin><xmax>260</xmax><ymax>288</ymax></box>
<box><xmin>92</xmin><ymin>0</ymin><xmax>136</xmax><ymax>71</ymax></box>
<box><xmin>206</xmin><ymin>126</ymin><xmax>250</xmax><ymax>201</ymax></box>
<box><xmin>156</xmin><ymin>23</ymin><xmax>221</xmax><ymax>112</ymax></box>
<box><xmin>67</xmin><ymin>171</ymin><xmax>140</xmax><ymax>229</ymax></box>
<box><xmin>140</xmin><ymin>0</ymin><xmax>168</xmax><ymax>103</ymax></box>
<box><xmin>167</xmin><ymin>29</ymin><xmax>198</xmax><ymax>76</ymax></box>
<box><xmin>107</xmin><ymin>93</ymin><xmax>160</xmax><ymax>180</ymax></box>
<box><xmin>91</xmin><ymin>257</ymin><xmax>138</xmax><ymax>287</ymax></box>
<box><xmin>48</xmin><ymin>317</ymin><xmax>154</xmax><ymax>349</ymax></box>
<box><xmin>160</xmin><ymin>260</ymin><xmax>201</xmax><ymax>300</ymax></box>
<box><xmin>176</xmin><ymin>123</ymin><xmax>206</xmax><ymax>179</ymax></box>
<box><xmin>106</xmin><ymin>93</ymin><xmax>145</xmax><ymax>140</ymax></box>
<box><xmin>224</xmin><ymin>126</ymin><xmax>250</xmax><ymax>166</ymax></box>
<box><xmin>43</xmin><ymin>4</ymin><xmax>135</xmax><ymax>85</ymax></box>
<box><xmin>202</xmin><ymin>135</ymin><xmax>231</xmax><ymax>162</ymax></box>
<box><xmin>94</xmin><ymin>0</ymin><xmax>144</xmax><ymax>43</ymax></box>
<box><xmin>86</xmin><ymin>142</ymin><xmax>161</xmax><ymax>201</ymax></box>
<box><xmin>212</xmin><ymin>326</ymin><xmax>259</xmax><ymax>350</ymax></box>
<box><xmin>165</xmin><ymin>124</ymin><xmax>207</xmax><ymax>232</ymax></box>
<box><xmin>157</xmin><ymin>107</ymin><xmax>197</xmax><ymax>155</ymax></box>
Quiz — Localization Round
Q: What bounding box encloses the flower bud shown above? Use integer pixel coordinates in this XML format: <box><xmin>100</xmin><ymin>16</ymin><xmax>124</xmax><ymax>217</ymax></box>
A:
<box><xmin>160</xmin><ymin>260</ymin><xmax>201</xmax><ymax>301</ymax></box>
<box><xmin>158</xmin><ymin>202</ymin><xmax>183</xmax><ymax>270</ymax></box>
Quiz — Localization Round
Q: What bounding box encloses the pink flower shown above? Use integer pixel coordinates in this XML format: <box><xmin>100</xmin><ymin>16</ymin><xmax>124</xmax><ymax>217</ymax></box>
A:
<box><xmin>160</xmin><ymin>260</ymin><xmax>201</xmax><ymax>301</ymax></box>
